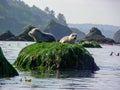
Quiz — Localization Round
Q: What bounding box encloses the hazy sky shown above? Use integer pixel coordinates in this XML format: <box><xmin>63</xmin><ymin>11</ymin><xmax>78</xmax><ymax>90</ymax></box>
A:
<box><xmin>22</xmin><ymin>0</ymin><xmax>120</xmax><ymax>26</ymax></box>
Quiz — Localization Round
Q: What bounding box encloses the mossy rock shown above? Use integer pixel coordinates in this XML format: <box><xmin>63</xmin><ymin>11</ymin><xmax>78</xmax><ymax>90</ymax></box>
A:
<box><xmin>13</xmin><ymin>42</ymin><xmax>99</xmax><ymax>72</ymax></box>
<box><xmin>79</xmin><ymin>41</ymin><xmax>102</xmax><ymax>48</ymax></box>
<box><xmin>0</xmin><ymin>47</ymin><xmax>18</xmax><ymax>78</ymax></box>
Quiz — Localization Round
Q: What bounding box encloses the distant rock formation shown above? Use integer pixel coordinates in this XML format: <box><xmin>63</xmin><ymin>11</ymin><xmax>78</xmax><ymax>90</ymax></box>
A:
<box><xmin>43</xmin><ymin>20</ymin><xmax>72</xmax><ymax>40</ymax></box>
<box><xmin>16</xmin><ymin>25</ymin><xmax>35</xmax><ymax>41</ymax></box>
<box><xmin>0</xmin><ymin>31</ymin><xmax>16</xmax><ymax>40</ymax></box>
<box><xmin>83</xmin><ymin>27</ymin><xmax>115</xmax><ymax>44</ymax></box>
<box><xmin>70</xmin><ymin>28</ymin><xmax>85</xmax><ymax>40</ymax></box>
<box><xmin>113</xmin><ymin>30</ymin><xmax>120</xmax><ymax>43</ymax></box>
<box><xmin>5</xmin><ymin>25</ymin><xmax>35</xmax><ymax>41</ymax></box>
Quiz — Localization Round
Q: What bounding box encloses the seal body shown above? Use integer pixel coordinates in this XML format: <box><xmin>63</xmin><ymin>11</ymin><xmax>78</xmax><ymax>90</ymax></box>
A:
<box><xmin>28</xmin><ymin>28</ymin><xmax>56</xmax><ymax>42</ymax></box>
<box><xmin>59</xmin><ymin>33</ymin><xmax>77</xmax><ymax>44</ymax></box>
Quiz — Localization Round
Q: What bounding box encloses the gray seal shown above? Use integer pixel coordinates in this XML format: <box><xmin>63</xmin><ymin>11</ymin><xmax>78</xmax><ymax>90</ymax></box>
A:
<box><xmin>28</xmin><ymin>28</ymin><xmax>56</xmax><ymax>42</ymax></box>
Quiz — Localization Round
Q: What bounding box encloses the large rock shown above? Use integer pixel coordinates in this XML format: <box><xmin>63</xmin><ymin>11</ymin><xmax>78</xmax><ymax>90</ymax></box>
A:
<box><xmin>16</xmin><ymin>25</ymin><xmax>35</xmax><ymax>41</ymax></box>
<box><xmin>0</xmin><ymin>31</ymin><xmax>16</xmax><ymax>40</ymax></box>
<box><xmin>83</xmin><ymin>27</ymin><xmax>115</xmax><ymax>44</ymax></box>
<box><xmin>4</xmin><ymin>25</ymin><xmax>35</xmax><ymax>41</ymax></box>
<box><xmin>13</xmin><ymin>42</ymin><xmax>99</xmax><ymax>72</ymax></box>
<box><xmin>0</xmin><ymin>47</ymin><xmax>18</xmax><ymax>78</ymax></box>
<box><xmin>113</xmin><ymin>30</ymin><xmax>120</xmax><ymax>43</ymax></box>
<box><xmin>43</xmin><ymin>20</ymin><xmax>72</xmax><ymax>40</ymax></box>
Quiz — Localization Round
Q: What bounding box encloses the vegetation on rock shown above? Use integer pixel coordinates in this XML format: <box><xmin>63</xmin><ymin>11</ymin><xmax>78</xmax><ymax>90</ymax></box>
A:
<box><xmin>13</xmin><ymin>42</ymin><xmax>99</xmax><ymax>72</ymax></box>
<box><xmin>0</xmin><ymin>47</ymin><xmax>18</xmax><ymax>78</ymax></box>
<box><xmin>79</xmin><ymin>40</ymin><xmax>102</xmax><ymax>48</ymax></box>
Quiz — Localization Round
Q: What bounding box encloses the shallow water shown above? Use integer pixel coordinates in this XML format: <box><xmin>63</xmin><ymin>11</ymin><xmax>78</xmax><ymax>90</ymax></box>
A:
<box><xmin>0</xmin><ymin>41</ymin><xmax>120</xmax><ymax>90</ymax></box>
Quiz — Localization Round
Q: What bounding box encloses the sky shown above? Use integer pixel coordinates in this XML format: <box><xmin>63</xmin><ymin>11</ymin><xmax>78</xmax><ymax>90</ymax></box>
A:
<box><xmin>22</xmin><ymin>0</ymin><xmax>120</xmax><ymax>26</ymax></box>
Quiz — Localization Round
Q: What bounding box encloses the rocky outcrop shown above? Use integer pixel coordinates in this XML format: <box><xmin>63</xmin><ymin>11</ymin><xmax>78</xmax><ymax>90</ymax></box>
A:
<box><xmin>4</xmin><ymin>25</ymin><xmax>35</xmax><ymax>41</ymax></box>
<box><xmin>83</xmin><ymin>27</ymin><xmax>115</xmax><ymax>44</ymax></box>
<box><xmin>0</xmin><ymin>47</ymin><xmax>18</xmax><ymax>78</ymax></box>
<box><xmin>13</xmin><ymin>42</ymin><xmax>99</xmax><ymax>72</ymax></box>
<box><xmin>113</xmin><ymin>30</ymin><xmax>120</xmax><ymax>43</ymax></box>
<box><xmin>0</xmin><ymin>31</ymin><xmax>16</xmax><ymax>40</ymax></box>
<box><xmin>43</xmin><ymin>20</ymin><xmax>72</xmax><ymax>40</ymax></box>
<box><xmin>16</xmin><ymin>25</ymin><xmax>35</xmax><ymax>41</ymax></box>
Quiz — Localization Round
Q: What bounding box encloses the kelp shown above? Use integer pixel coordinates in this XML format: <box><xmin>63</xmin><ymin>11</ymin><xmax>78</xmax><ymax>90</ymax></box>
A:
<box><xmin>13</xmin><ymin>42</ymin><xmax>99</xmax><ymax>72</ymax></box>
<box><xmin>0</xmin><ymin>47</ymin><xmax>18</xmax><ymax>78</ymax></box>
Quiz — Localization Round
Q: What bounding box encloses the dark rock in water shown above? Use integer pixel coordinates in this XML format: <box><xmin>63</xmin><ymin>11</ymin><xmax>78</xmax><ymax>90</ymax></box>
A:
<box><xmin>83</xmin><ymin>27</ymin><xmax>115</xmax><ymax>44</ymax></box>
<box><xmin>13</xmin><ymin>42</ymin><xmax>99</xmax><ymax>72</ymax></box>
<box><xmin>113</xmin><ymin>30</ymin><xmax>120</xmax><ymax>43</ymax></box>
<box><xmin>43</xmin><ymin>20</ymin><xmax>72</xmax><ymax>40</ymax></box>
<box><xmin>16</xmin><ymin>25</ymin><xmax>35</xmax><ymax>41</ymax></box>
<box><xmin>0</xmin><ymin>31</ymin><xmax>16</xmax><ymax>40</ymax></box>
<box><xmin>87</xmin><ymin>27</ymin><xmax>104</xmax><ymax>36</ymax></box>
<box><xmin>0</xmin><ymin>47</ymin><xmax>18</xmax><ymax>78</ymax></box>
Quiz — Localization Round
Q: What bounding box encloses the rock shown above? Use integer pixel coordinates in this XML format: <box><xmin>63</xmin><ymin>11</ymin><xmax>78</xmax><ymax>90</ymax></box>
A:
<box><xmin>0</xmin><ymin>47</ymin><xmax>18</xmax><ymax>78</ymax></box>
<box><xmin>5</xmin><ymin>25</ymin><xmax>35</xmax><ymax>41</ymax></box>
<box><xmin>13</xmin><ymin>42</ymin><xmax>99</xmax><ymax>72</ymax></box>
<box><xmin>28</xmin><ymin>28</ymin><xmax>56</xmax><ymax>42</ymax></box>
<box><xmin>43</xmin><ymin>20</ymin><xmax>72</xmax><ymax>40</ymax></box>
<box><xmin>83</xmin><ymin>27</ymin><xmax>115</xmax><ymax>44</ymax></box>
<box><xmin>113</xmin><ymin>30</ymin><xmax>120</xmax><ymax>43</ymax></box>
<box><xmin>16</xmin><ymin>25</ymin><xmax>35</xmax><ymax>41</ymax></box>
<box><xmin>0</xmin><ymin>31</ymin><xmax>16</xmax><ymax>40</ymax></box>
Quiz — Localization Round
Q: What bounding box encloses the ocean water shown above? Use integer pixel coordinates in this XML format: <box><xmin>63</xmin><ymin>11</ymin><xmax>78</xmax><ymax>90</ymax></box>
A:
<box><xmin>0</xmin><ymin>41</ymin><xmax>120</xmax><ymax>90</ymax></box>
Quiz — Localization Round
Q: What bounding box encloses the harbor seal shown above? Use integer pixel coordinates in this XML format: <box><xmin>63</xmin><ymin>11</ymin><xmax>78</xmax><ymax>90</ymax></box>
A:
<box><xmin>28</xmin><ymin>28</ymin><xmax>56</xmax><ymax>42</ymax></box>
<box><xmin>59</xmin><ymin>33</ymin><xmax>77</xmax><ymax>44</ymax></box>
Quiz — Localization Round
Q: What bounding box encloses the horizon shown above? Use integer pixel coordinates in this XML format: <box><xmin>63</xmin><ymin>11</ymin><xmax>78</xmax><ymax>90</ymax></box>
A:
<box><xmin>22</xmin><ymin>0</ymin><xmax>120</xmax><ymax>26</ymax></box>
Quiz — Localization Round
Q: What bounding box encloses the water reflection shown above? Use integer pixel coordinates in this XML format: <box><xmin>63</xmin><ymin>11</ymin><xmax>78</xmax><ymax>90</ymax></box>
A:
<box><xmin>31</xmin><ymin>70</ymin><xmax>95</xmax><ymax>78</ymax></box>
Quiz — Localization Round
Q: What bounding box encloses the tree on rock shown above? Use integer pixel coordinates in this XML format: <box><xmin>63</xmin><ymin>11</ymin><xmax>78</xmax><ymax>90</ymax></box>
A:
<box><xmin>57</xmin><ymin>13</ymin><xmax>67</xmax><ymax>26</ymax></box>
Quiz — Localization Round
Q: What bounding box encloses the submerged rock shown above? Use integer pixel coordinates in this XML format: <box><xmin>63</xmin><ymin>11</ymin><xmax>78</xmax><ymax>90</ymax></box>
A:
<box><xmin>14</xmin><ymin>42</ymin><xmax>99</xmax><ymax>72</ymax></box>
<box><xmin>0</xmin><ymin>47</ymin><xmax>18</xmax><ymax>78</ymax></box>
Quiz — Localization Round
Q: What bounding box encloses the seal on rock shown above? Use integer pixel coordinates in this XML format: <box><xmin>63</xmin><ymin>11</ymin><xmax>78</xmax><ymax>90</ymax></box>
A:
<box><xmin>59</xmin><ymin>33</ymin><xmax>77</xmax><ymax>44</ymax></box>
<box><xmin>28</xmin><ymin>28</ymin><xmax>56</xmax><ymax>42</ymax></box>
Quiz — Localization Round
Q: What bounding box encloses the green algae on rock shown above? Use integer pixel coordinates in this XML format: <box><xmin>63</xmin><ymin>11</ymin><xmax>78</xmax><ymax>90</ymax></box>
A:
<box><xmin>79</xmin><ymin>41</ymin><xmax>102</xmax><ymax>48</ymax></box>
<box><xmin>13</xmin><ymin>42</ymin><xmax>99</xmax><ymax>71</ymax></box>
<box><xmin>0</xmin><ymin>47</ymin><xmax>18</xmax><ymax>78</ymax></box>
